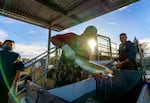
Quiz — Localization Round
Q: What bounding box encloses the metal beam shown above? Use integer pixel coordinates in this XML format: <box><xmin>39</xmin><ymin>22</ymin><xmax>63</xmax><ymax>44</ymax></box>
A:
<box><xmin>35</xmin><ymin>0</ymin><xmax>81</xmax><ymax>25</ymax></box>
<box><xmin>0</xmin><ymin>8</ymin><xmax>49</xmax><ymax>29</ymax></box>
<box><xmin>36</xmin><ymin>0</ymin><xmax>68</xmax><ymax>15</ymax></box>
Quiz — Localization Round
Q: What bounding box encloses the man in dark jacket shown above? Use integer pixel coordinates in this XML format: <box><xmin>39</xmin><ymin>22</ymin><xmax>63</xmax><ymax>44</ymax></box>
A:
<box><xmin>115</xmin><ymin>33</ymin><xmax>137</xmax><ymax>70</ymax></box>
<box><xmin>0</xmin><ymin>40</ymin><xmax>24</xmax><ymax>103</ymax></box>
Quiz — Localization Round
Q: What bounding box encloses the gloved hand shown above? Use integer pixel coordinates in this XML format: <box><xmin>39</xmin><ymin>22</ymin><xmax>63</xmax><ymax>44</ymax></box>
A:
<box><xmin>116</xmin><ymin>61</ymin><xmax>124</xmax><ymax>69</ymax></box>
<box><xmin>114</xmin><ymin>57</ymin><xmax>119</xmax><ymax>61</ymax></box>
<box><xmin>62</xmin><ymin>44</ymin><xmax>75</xmax><ymax>60</ymax></box>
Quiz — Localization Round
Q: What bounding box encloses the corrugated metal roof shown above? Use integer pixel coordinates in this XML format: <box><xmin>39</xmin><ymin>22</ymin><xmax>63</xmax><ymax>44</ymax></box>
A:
<box><xmin>0</xmin><ymin>0</ymin><xmax>139</xmax><ymax>31</ymax></box>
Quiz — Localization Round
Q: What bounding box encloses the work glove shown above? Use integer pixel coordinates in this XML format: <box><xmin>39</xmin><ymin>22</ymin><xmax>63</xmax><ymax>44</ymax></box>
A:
<box><xmin>116</xmin><ymin>61</ymin><xmax>124</xmax><ymax>69</ymax></box>
<box><xmin>62</xmin><ymin>44</ymin><xmax>75</xmax><ymax>60</ymax></box>
<box><xmin>114</xmin><ymin>57</ymin><xmax>119</xmax><ymax>61</ymax></box>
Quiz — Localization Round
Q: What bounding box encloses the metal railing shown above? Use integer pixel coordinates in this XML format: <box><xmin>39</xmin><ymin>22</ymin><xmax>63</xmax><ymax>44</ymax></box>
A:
<box><xmin>15</xmin><ymin>47</ymin><xmax>57</xmax><ymax>97</ymax></box>
<box><xmin>97</xmin><ymin>34</ymin><xmax>119</xmax><ymax>60</ymax></box>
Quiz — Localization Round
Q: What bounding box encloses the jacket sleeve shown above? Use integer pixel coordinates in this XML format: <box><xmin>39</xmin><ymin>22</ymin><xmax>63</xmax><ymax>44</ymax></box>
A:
<box><xmin>127</xmin><ymin>41</ymin><xmax>137</xmax><ymax>61</ymax></box>
<box><xmin>14</xmin><ymin>53</ymin><xmax>24</xmax><ymax>71</ymax></box>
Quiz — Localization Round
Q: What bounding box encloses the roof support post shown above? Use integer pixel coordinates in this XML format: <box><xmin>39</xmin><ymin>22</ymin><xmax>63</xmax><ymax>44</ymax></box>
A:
<box><xmin>47</xmin><ymin>26</ymin><xmax>51</xmax><ymax>65</ymax></box>
<box><xmin>108</xmin><ymin>37</ymin><xmax>112</xmax><ymax>59</ymax></box>
<box><xmin>44</xmin><ymin>25</ymin><xmax>51</xmax><ymax>88</ymax></box>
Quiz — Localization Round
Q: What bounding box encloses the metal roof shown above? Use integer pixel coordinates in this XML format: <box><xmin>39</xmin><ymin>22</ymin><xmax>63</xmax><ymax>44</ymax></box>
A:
<box><xmin>0</xmin><ymin>0</ymin><xmax>139</xmax><ymax>31</ymax></box>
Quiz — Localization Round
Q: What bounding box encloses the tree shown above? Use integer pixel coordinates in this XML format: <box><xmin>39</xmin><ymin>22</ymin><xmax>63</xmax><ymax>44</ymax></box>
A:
<box><xmin>133</xmin><ymin>37</ymin><xmax>148</xmax><ymax>58</ymax></box>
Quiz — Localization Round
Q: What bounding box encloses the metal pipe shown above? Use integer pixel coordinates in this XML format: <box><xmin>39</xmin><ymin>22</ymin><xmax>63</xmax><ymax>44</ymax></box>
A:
<box><xmin>45</xmin><ymin>25</ymin><xmax>52</xmax><ymax>88</ymax></box>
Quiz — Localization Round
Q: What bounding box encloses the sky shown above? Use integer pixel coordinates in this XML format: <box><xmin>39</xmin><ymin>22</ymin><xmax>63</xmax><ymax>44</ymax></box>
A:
<box><xmin>0</xmin><ymin>0</ymin><xmax>150</xmax><ymax>59</ymax></box>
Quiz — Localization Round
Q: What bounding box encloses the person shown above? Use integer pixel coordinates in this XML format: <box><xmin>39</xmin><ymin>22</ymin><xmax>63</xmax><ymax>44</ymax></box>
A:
<box><xmin>115</xmin><ymin>33</ymin><xmax>137</xmax><ymax>70</ymax></box>
<box><xmin>50</xmin><ymin>25</ymin><xmax>98</xmax><ymax>61</ymax></box>
<box><xmin>0</xmin><ymin>40</ymin><xmax>24</xmax><ymax>103</ymax></box>
<box><xmin>50</xmin><ymin>26</ymin><xmax>100</xmax><ymax>86</ymax></box>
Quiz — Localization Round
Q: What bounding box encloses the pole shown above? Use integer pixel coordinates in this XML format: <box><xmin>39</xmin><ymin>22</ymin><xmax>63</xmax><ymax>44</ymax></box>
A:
<box><xmin>44</xmin><ymin>25</ymin><xmax>51</xmax><ymax>88</ymax></box>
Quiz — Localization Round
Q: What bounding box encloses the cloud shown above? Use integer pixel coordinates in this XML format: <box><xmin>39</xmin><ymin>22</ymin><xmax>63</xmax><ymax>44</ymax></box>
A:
<box><xmin>139</xmin><ymin>38</ymin><xmax>150</xmax><ymax>49</ymax></box>
<box><xmin>108</xmin><ymin>22</ymin><xmax>120</xmax><ymax>26</ymax></box>
<box><xmin>0</xmin><ymin>29</ymin><xmax>8</xmax><ymax>40</ymax></box>
<box><xmin>62</xmin><ymin>29</ymin><xmax>69</xmax><ymax>33</ymax></box>
<box><xmin>27</xmin><ymin>30</ymin><xmax>36</xmax><ymax>34</ymax></box>
<box><xmin>107</xmin><ymin>22</ymin><xmax>120</xmax><ymax>31</ymax></box>
<box><xmin>0</xmin><ymin>17</ymin><xmax>18</xmax><ymax>24</ymax></box>
<box><xmin>118</xmin><ymin>6</ymin><xmax>128</xmax><ymax>11</ymax></box>
<box><xmin>41</xmin><ymin>29</ymin><xmax>48</xmax><ymax>33</ymax></box>
<box><xmin>14</xmin><ymin>43</ymin><xmax>47</xmax><ymax>59</ymax></box>
<box><xmin>0</xmin><ymin>16</ymin><xmax>26</xmax><ymax>25</ymax></box>
<box><xmin>139</xmin><ymin>38</ymin><xmax>150</xmax><ymax>43</ymax></box>
<box><xmin>117</xmin><ymin>5</ymin><xmax>131</xmax><ymax>12</ymax></box>
<box><xmin>27</xmin><ymin>29</ymin><xmax>48</xmax><ymax>35</ymax></box>
<box><xmin>139</xmin><ymin>38</ymin><xmax>150</xmax><ymax>56</ymax></box>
